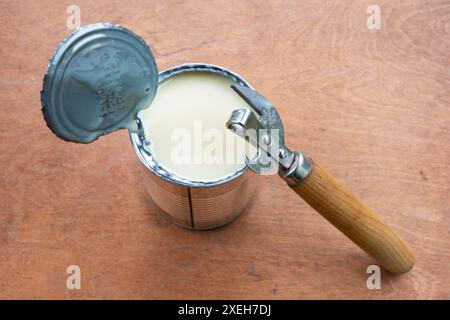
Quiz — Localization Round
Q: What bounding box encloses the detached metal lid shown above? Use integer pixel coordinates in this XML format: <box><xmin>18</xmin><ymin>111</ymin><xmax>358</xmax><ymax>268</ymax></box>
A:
<box><xmin>41</xmin><ymin>23</ymin><xmax>158</xmax><ymax>143</ymax></box>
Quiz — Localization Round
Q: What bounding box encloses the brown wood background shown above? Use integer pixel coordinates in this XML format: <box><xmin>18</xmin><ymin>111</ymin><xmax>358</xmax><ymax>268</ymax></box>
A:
<box><xmin>0</xmin><ymin>0</ymin><xmax>449</xmax><ymax>299</ymax></box>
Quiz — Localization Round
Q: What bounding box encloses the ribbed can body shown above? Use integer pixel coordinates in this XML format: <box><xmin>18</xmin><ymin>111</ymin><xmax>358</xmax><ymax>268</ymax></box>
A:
<box><xmin>129</xmin><ymin>63</ymin><xmax>256</xmax><ymax>230</ymax></box>
<box><xmin>140</xmin><ymin>167</ymin><xmax>255</xmax><ymax>230</ymax></box>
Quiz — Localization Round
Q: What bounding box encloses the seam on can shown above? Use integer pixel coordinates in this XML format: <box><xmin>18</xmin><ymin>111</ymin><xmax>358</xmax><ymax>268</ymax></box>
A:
<box><xmin>187</xmin><ymin>187</ymin><xmax>195</xmax><ymax>229</ymax></box>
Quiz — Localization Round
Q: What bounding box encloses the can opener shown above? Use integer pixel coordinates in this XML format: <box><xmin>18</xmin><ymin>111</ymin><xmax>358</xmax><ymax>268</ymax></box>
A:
<box><xmin>227</xmin><ymin>84</ymin><xmax>415</xmax><ymax>274</ymax></box>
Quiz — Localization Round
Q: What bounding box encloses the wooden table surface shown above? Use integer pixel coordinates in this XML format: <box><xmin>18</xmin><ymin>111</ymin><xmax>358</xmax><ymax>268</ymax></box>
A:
<box><xmin>0</xmin><ymin>0</ymin><xmax>449</xmax><ymax>299</ymax></box>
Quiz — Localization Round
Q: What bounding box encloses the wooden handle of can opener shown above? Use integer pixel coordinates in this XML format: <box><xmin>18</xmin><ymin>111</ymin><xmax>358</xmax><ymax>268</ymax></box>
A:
<box><xmin>291</xmin><ymin>160</ymin><xmax>415</xmax><ymax>274</ymax></box>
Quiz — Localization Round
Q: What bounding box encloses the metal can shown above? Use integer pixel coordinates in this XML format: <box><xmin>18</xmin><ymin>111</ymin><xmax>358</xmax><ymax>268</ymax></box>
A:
<box><xmin>130</xmin><ymin>64</ymin><xmax>256</xmax><ymax>230</ymax></box>
<box><xmin>41</xmin><ymin>25</ymin><xmax>256</xmax><ymax>230</ymax></box>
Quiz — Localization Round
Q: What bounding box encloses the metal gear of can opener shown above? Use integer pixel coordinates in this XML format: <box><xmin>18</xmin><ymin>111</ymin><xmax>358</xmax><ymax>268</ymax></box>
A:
<box><xmin>226</xmin><ymin>85</ymin><xmax>415</xmax><ymax>274</ymax></box>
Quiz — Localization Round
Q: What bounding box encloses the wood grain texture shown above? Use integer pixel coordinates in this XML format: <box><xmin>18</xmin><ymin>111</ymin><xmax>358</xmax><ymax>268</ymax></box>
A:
<box><xmin>292</xmin><ymin>161</ymin><xmax>415</xmax><ymax>274</ymax></box>
<box><xmin>0</xmin><ymin>0</ymin><xmax>449</xmax><ymax>299</ymax></box>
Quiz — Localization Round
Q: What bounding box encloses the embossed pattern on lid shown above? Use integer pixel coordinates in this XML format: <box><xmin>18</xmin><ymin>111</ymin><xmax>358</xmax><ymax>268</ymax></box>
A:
<box><xmin>41</xmin><ymin>23</ymin><xmax>158</xmax><ymax>143</ymax></box>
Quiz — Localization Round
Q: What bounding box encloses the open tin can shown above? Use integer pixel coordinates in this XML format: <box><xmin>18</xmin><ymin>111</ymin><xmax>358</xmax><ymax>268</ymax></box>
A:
<box><xmin>130</xmin><ymin>64</ymin><xmax>256</xmax><ymax>229</ymax></box>
<box><xmin>41</xmin><ymin>24</ymin><xmax>256</xmax><ymax>230</ymax></box>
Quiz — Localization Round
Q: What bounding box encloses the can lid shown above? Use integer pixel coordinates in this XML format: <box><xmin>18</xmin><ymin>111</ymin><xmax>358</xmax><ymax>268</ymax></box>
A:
<box><xmin>41</xmin><ymin>23</ymin><xmax>158</xmax><ymax>143</ymax></box>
